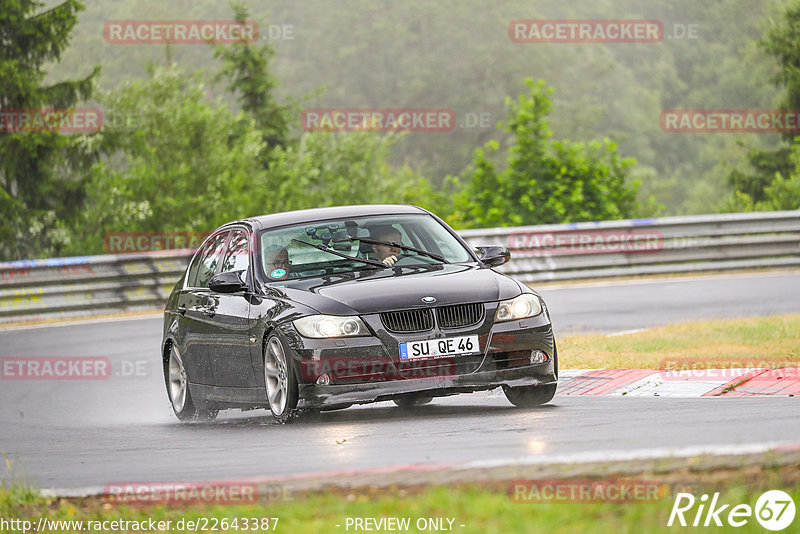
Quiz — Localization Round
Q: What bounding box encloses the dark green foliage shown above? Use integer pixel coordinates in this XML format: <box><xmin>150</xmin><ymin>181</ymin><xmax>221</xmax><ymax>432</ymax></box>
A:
<box><xmin>727</xmin><ymin>147</ymin><xmax>793</xmax><ymax>204</ymax></box>
<box><xmin>449</xmin><ymin>80</ymin><xmax>640</xmax><ymax>229</ymax></box>
<box><xmin>0</xmin><ymin>0</ymin><xmax>99</xmax><ymax>259</ymax></box>
<box><xmin>213</xmin><ymin>3</ymin><xmax>292</xmax><ymax>159</ymax></box>
<box><xmin>725</xmin><ymin>2</ymin><xmax>800</xmax><ymax>210</ymax></box>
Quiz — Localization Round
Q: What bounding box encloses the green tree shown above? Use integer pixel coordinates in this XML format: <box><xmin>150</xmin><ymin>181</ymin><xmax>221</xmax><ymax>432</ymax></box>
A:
<box><xmin>264</xmin><ymin>131</ymin><xmax>439</xmax><ymax>213</ymax></box>
<box><xmin>762</xmin><ymin>2</ymin><xmax>800</xmax><ymax>142</ymax></box>
<box><xmin>67</xmin><ymin>65</ymin><xmax>266</xmax><ymax>255</ymax></box>
<box><xmin>213</xmin><ymin>3</ymin><xmax>292</xmax><ymax>163</ymax></box>
<box><xmin>69</xmin><ymin>65</ymin><xmax>438</xmax><ymax>256</ymax></box>
<box><xmin>725</xmin><ymin>137</ymin><xmax>800</xmax><ymax>211</ymax></box>
<box><xmin>725</xmin><ymin>2</ymin><xmax>800</xmax><ymax>210</ymax></box>
<box><xmin>448</xmin><ymin>79</ymin><xmax>640</xmax><ymax>229</ymax></box>
<box><xmin>0</xmin><ymin>0</ymin><xmax>99</xmax><ymax>260</ymax></box>
<box><xmin>727</xmin><ymin>146</ymin><xmax>793</xmax><ymax>205</ymax></box>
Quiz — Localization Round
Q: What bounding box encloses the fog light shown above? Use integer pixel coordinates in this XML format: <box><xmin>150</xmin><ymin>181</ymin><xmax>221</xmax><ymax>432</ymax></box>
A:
<box><xmin>316</xmin><ymin>373</ymin><xmax>331</xmax><ymax>386</ymax></box>
<box><xmin>530</xmin><ymin>350</ymin><xmax>548</xmax><ymax>365</ymax></box>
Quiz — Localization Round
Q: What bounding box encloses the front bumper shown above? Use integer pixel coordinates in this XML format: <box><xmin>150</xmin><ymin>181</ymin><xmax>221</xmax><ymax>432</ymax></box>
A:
<box><xmin>280</xmin><ymin>305</ymin><xmax>557</xmax><ymax>408</ymax></box>
<box><xmin>297</xmin><ymin>364</ymin><xmax>557</xmax><ymax>408</ymax></box>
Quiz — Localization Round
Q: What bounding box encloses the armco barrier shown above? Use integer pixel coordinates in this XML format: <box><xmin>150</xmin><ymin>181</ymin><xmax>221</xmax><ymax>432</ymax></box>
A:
<box><xmin>0</xmin><ymin>250</ymin><xmax>193</xmax><ymax>324</ymax></box>
<box><xmin>458</xmin><ymin>211</ymin><xmax>800</xmax><ymax>282</ymax></box>
<box><xmin>1</xmin><ymin>211</ymin><xmax>799</xmax><ymax>324</ymax></box>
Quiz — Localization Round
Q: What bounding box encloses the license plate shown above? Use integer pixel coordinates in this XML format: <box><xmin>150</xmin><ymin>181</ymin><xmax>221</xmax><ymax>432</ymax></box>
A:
<box><xmin>399</xmin><ymin>335</ymin><xmax>480</xmax><ymax>360</ymax></box>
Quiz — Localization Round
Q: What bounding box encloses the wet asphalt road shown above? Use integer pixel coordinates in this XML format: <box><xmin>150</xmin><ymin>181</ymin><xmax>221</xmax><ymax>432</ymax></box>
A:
<box><xmin>1</xmin><ymin>272</ymin><xmax>799</xmax><ymax>489</ymax></box>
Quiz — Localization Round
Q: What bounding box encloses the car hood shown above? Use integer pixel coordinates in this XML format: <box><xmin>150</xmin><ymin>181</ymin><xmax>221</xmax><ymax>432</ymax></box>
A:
<box><xmin>276</xmin><ymin>264</ymin><xmax>523</xmax><ymax>315</ymax></box>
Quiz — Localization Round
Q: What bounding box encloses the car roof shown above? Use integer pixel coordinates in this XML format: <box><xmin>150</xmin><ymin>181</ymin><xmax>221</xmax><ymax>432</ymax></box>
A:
<box><xmin>235</xmin><ymin>204</ymin><xmax>429</xmax><ymax>231</ymax></box>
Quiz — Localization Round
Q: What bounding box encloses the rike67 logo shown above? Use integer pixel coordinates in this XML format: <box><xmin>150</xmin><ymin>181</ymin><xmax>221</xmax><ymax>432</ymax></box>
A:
<box><xmin>668</xmin><ymin>490</ymin><xmax>796</xmax><ymax>531</ymax></box>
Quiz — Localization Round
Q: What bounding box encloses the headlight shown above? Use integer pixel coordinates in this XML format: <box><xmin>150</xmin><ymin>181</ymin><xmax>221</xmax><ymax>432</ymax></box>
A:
<box><xmin>293</xmin><ymin>315</ymin><xmax>370</xmax><ymax>338</ymax></box>
<box><xmin>494</xmin><ymin>294</ymin><xmax>543</xmax><ymax>322</ymax></box>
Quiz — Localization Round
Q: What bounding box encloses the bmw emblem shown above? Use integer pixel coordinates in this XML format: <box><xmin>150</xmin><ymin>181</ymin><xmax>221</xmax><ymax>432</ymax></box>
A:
<box><xmin>422</xmin><ymin>296</ymin><xmax>436</xmax><ymax>304</ymax></box>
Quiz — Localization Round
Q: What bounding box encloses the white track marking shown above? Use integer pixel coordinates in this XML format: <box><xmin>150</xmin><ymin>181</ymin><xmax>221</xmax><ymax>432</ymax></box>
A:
<box><xmin>42</xmin><ymin>441</ymin><xmax>795</xmax><ymax>498</ymax></box>
<box><xmin>606</xmin><ymin>328</ymin><xmax>649</xmax><ymax>337</ymax></box>
<box><xmin>465</xmin><ymin>441</ymin><xmax>792</xmax><ymax>470</ymax></box>
<box><xmin>0</xmin><ymin>312</ymin><xmax>162</xmax><ymax>332</ymax></box>
<box><xmin>535</xmin><ymin>270</ymin><xmax>800</xmax><ymax>291</ymax></box>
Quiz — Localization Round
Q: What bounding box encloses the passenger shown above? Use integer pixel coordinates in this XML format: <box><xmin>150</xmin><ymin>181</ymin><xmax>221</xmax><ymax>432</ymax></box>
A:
<box><xmin>369</xmin><ymin>225</ymin><xmax>403</xmax><ymax>266</ymax></box>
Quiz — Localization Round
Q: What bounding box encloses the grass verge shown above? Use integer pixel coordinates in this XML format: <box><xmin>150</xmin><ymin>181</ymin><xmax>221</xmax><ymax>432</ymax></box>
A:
<box><xmin>2</xmin><ymin>464</ymin><xmax>798</xmax><ymax>534</ymax></box>
<box><xmin>560</xmin><ymin>314</ymin><xmax>800</xmax><ymax>370</ymax></box>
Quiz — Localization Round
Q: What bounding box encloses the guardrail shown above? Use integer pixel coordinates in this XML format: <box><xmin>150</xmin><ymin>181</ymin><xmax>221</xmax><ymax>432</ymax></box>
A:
<box><xmin>1</xmin><ymin>211</ymin><xmax>798</xmax><ymax>325</ymax></box>
<box><xmin>458</xmin><ymin>210</ymin><xmax>800</xmax><ymax>283</ymax></box>
<box><xmin>0</xmin><ymin>251</ymin><xmax>193</xmax><ymax>325</ymax></box>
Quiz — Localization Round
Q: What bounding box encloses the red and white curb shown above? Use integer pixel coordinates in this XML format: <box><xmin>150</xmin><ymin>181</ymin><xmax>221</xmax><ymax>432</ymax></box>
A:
<box><xmin>557</xmin><ymin>368</ymin><xmax>800</xmax><ymax>397</ymax></box>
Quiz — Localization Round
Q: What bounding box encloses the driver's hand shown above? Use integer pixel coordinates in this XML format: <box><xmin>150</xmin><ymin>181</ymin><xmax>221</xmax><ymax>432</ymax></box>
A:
<box><xmin>382</xmin><ymin>255</ymin><xmax>398</xmax><ymax>266</ymax></box>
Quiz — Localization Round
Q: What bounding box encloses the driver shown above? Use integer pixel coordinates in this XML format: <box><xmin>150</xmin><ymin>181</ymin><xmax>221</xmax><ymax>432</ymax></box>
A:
<box><xmin>264</xmin><ymin>245</ymin><xmax>291</xmax><ymax>280</ymax></box>
<box><xmin>369</xmin><ymin>225</ymin><xmax>403</xmax><ymax>266</ymax></box>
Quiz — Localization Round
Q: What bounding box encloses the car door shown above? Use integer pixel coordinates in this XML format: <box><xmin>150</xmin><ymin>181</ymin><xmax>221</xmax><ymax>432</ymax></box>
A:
<box><xmin>176</xmin><ymin>231</ymin><xmax>229</xmax><ymax>386</ymax></box>
<box><xmin>205</xmin><ymin>228</ymin><xmax>259</xmax><ymax>388</ymax></box>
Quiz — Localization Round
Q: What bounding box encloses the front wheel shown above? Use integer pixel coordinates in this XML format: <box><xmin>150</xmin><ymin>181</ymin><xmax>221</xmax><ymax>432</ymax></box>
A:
<box><xmin>166</xmin><ymin>345</ymin><xmax>217</xmax><ymax>422</ymax></box>
<box><xmin>503</xmin><ymin>383</ymin><xmax>557</xmax><ymax>407</ymax></box>
<box><xmin>264</xmin><ymin>335</ymin><xmax>300</xmax><ymax>423</ymax></box>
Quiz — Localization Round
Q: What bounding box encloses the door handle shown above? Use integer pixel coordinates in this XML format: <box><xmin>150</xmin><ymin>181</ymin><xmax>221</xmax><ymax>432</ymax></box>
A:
<box><xmin>201</xmin><ymin>296</ymin><xmax>217</xmax><ymax>317</ymax></box>
<box><xmin>177</xmin><ymin>304</ymin><xmax>186</xmax><ymax>315</ymax></box>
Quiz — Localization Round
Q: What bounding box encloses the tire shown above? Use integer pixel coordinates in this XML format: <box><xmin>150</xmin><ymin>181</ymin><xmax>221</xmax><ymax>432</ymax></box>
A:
<box><xmin>503</xmin><ymin>383</ymin><xmax>557</xmax><ymax>408</ymax></box>
<box><xmin>263</xmin><ymin>334</ymin><xmax>300</xmax><ymax>423</ymax></box>
<box><xmin>393</xmin><ymin>394</ymin><xmax>433</xmax><ymax>408</ymax></box>
<box><xmin>166</xmin><ymin>345</ymin><xmax>218</xmax><ymax>422</ymax></box>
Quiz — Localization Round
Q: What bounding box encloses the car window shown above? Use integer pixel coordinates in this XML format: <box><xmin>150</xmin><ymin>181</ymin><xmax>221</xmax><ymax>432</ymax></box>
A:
<box><xmin>221</xmin><ymin>230</ymin><xmax>250</xmax><ymax>274</ymax></box>
<box><xmin>185</xmin><ymin>247</ymin><xmax>205</xmax><ymax>288</ymax></box>
<box><xmin>258</xmin><ymin>214</ymin><xmax>472</xmax><ymax>281</ymax></box>
<box><xmin>187</xmin><ymin>232</ymin><xmax>228</xmax><ymax>288</ymax></box>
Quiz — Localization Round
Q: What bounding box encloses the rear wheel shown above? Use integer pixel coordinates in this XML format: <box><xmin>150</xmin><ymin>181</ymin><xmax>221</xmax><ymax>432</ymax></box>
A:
<box><xmin>166</xmin><ymin>345</ymin><xmax>217</xmax><ymax>422</ymax></box>
<box><xmin>264</xmin><ymin>335</ymin><xmax>300</xmax><ymax>423</ymax></box>
<box><xmin>393</xmin><ymin>394</ymin><xmax>433</xmax><ymax>408</ymax></box>
<box><xmin>503</xmin><ymin>383</ymin><xmax>557</xmax><ymax>407</ymax></box>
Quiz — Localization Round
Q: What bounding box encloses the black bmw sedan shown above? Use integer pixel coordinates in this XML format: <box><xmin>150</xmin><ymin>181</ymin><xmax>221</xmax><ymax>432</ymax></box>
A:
<box><xmin>162</xmin><ymin>205</ymin><xmax>558</xmax><ymax>422</ymax></box>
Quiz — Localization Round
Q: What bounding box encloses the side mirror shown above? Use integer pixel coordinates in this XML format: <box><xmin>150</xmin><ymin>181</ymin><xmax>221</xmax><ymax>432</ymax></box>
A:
<box><xmin>209</xmin><ymin>270</ymin><xmax>247</xmax><ymax>293</ymax></box>
<box><xmin>475</xmin><ymin>246</ymin><xmax>511</xmax><ymax>267</ymax></box>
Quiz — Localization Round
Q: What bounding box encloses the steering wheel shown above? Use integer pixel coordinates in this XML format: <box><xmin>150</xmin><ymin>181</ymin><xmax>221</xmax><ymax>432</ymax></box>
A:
<box><xmin>391</xmin><ymin>253</ymin><xmax>437</xmax><ymax>267</ymax></box>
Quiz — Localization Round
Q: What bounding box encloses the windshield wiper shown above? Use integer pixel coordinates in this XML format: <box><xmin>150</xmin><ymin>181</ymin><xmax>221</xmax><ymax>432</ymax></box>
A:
<box><xmin>290</xmin><ymin>239</ymin><xmax>387</xmax><ymax>268</ymax></box>
<box><xmin>353</xmin><ymin>237</ymin><xmax>448</xmax><ymax>263</ymax></box>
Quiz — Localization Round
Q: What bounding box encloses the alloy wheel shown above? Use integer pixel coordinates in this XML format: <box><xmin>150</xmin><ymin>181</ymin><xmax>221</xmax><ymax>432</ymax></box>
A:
<box><xmin>264</xmin><ymin>337</ymin><xmax>289</xmax><ymax>415</ymax></box>
<box><xmin>168</xmin><ymin>346</ymin><xmax>188</xmax><ymax>413</ymax></box>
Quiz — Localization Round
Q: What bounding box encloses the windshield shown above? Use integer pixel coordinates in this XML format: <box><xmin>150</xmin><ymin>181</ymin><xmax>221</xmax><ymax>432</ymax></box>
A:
<box><xmin>257</xmin><ymin>214</ymin><xmax>473</xmax><ymax>282</ymax></box>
